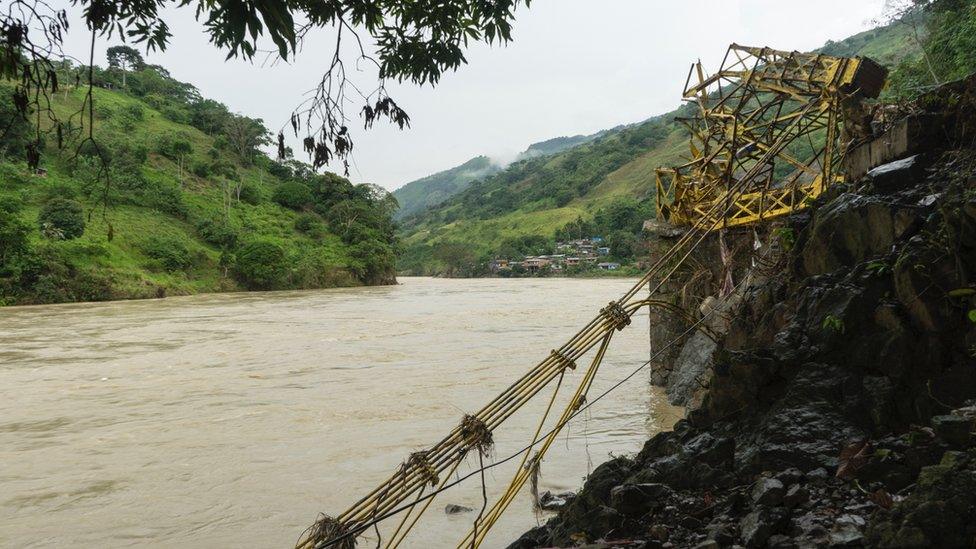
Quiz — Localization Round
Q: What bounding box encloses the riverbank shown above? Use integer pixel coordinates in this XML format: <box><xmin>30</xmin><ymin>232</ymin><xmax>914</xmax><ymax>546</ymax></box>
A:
<box><xmin>398</xmin><ymin>267</ymin><xmax>643</xmax><ymax>280</ymax></box>
<box><xmin>0</xmin><ymin>268</ymin><xmax>393</xmax><ymax>307</ymax></box>
<box><xmin>510</xmin><ymin>76</ymin><xmax>976</xmax><ymax>548</ymax></box>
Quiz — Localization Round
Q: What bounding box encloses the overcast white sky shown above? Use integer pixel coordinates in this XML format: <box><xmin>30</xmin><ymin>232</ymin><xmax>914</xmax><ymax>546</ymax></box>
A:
<box><xmin>57</xmin><ymin>0</ymin><xmax>887</xmax><ymax>190</ymax></box>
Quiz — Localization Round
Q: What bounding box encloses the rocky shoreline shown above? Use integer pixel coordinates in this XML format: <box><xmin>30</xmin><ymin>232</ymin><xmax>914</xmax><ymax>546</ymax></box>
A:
<box><xmin>509</xmin><ymin>77</ymin><xmax>976</xmax><ymax>548</ymax></box>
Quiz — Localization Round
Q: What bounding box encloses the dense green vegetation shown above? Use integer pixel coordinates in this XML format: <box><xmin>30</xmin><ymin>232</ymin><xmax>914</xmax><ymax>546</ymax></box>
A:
<box><xmin>0</xmin><ymin>52</ymin><xmax>398</xmax><ymax>305</ymax></box>
<box><xmin>398</xmin><ymin>3</ymin><xmax>976</xmax><ymax>276</ymax></box>
<box><xmin>884</xmin><ymin>0</ymin><xmax>976</xmax><ymax>97</ymax></box>
<box><xmin>393</xmin><ymin>156</ymin><xmax>499</xmax><ymax>221</ymax></box>
<box><xmin>392</xmin><ymin>130</ymin><xmax>607</xmax><ymax>222</ymax></box>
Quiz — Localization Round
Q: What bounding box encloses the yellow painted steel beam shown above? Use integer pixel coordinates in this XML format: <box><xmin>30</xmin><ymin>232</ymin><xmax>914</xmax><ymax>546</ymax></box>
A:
<box><xmin>655</xmin><ymin>44</ymin><xmax>886</xmax><ymax>230</ymax></box>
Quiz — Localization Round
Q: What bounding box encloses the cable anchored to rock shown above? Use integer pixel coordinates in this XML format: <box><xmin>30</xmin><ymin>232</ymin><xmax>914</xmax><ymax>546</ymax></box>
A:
<box><xmin>295</xmin><ymin>43</ymin><xmax>885</xmax><ymax>549</ymax></box>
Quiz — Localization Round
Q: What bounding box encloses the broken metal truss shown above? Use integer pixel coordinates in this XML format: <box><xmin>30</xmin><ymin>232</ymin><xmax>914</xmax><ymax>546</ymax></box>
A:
<box><xmin>656</xmin><ymin>44</ymin><xmax>887</xmax><ymax>229</ymax></box>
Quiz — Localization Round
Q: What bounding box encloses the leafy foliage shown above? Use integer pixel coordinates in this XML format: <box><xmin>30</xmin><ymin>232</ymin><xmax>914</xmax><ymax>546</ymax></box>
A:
<box><xmin>273</xmin><ymin>181</ymin><xmax>314</xmax><ymax>210</ymax></box>
<box><xmin>0</xmin><ymin>50</ymin><xmax>398</xmax><ymax>305</ymax></box>
<box><xmin>38</xmin><ymin>198</ymin><xmax>85</xmax><ymax>240</ymax></box>
<box><xmin>882</xmin><ymin>0</ymin><xmax>976</xmax><ymax>98</ymax></box>
<box><xmin>294</xmin><ymin>212</ymin><xmax>323</xmax><ymax>235</ymax></box>
<box><xmin>0</xmin><ymin>85</ymin><xmax>32</xmax><ymax>160</ymax></box>
<box><xmin>142</xmin><ymin>235</ymin><xmax>194</xmax><ymax>272</ymax></box>
<box><xmin>0</xmin><ymin>196</ymin><xmax>31</xmax><ymax>275</ymax></box>
<box><xmin>234</xmin><ymin>239</ymin><xmax>287</xmax><ymax>290</ymax></box>
<box><xmin>195</xmin><ymin>217</ymin><xmax>239</xmax><ymax>249</ymax></box>
<box><xmin>107</xmin><ymin>45</ymin><xmax>144</xmax><ymax>88</ymax></box>
<box><xmin>2</xmin><ymin>0</ymin><xmax>529</xmax><ymax>176</ymax></box>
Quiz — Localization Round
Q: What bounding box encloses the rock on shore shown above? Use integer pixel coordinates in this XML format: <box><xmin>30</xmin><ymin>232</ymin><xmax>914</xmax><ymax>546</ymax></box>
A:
<box><xmin>510</xmin><ymin>76</ymin><xmax>976</xmax><ymax>548</ymax></box>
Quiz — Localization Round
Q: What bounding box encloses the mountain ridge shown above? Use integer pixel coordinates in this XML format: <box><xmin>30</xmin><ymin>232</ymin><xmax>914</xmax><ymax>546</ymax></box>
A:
<box><xmin>392</xmin><ymin>129</ymin><xmax>613</xmax><ymax>221</ymax></box>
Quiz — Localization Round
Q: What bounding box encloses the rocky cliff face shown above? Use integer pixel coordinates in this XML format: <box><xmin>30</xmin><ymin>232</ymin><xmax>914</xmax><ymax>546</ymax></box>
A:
<box><xmin>510</xmin><ymin>76</ymin><xmax>976</xmax><ymax>549</ymax></box>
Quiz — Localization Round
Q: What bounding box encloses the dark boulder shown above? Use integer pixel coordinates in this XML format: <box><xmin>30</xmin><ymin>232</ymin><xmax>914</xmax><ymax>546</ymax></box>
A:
<box><xmin>774</xmin><ymin>467</ymin><xmax>805</xmax><ymax>486</ymax></box>
<box><xmin>866</xmin><ymin>449</ymin><xmax>976</xmax><ymax>548</ymax></box>
<box><xmin>930</xmin><ymin>414</ymin><xmax>974</xmax><ymax>448</ymax></box>
<box><xmin>505</xmin><ymin>525</ymin><xmax>548</xmax><ymax>549</ymax></box>
<box><xmin>868</xmin><ymin>155</ymin><xmax>926</xmax><ymax>192</ymax></box>
<box><xmin>537</xmin><ymin>490</ymin><xmax>576</xmax><ymax>511</ymax></box>
<box><xmin>783</xmin><ymin>484</ymin><xmax>810</xmax><ymax>509</ymax></box>
<box><xmin>800</xmin><ymin>193</ymin><xmax>909</xmax><ymax>277</ymax></box>
<box><xmin>739</xmin><ymin>507</ymin><xmax>788</xmax><ymax>547</ymax></box>
<box><xmin>608</xmin><ymin>483</ymin><xmax>672</xmax><ymax>517</ymax></box>
<box><xmin>828</xmin><ymin>515</ymin><xmax>866</xmax><ymax>546</ymax></box>
<box><xmin>751</xmin><ymin>477</ymin><xmax>786</xmax><ymax>506</ymax></box>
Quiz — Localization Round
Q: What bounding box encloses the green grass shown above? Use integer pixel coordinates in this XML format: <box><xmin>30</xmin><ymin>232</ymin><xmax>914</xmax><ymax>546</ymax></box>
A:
<box><xmin>1</xmin><ymin>84</ymin><xmax>375</xmax><ymax>305</ymax></box>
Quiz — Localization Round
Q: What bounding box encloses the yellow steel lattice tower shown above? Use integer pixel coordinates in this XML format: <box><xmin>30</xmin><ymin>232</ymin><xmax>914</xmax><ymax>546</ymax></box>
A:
<box><xmin>656</xmin><ymin>44</ymin><xmax>886</xmax><ymax>229</ymax></box>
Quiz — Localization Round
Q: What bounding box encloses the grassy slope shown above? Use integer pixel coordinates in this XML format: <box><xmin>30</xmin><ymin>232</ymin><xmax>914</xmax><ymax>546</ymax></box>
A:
<box><xmin>392</xmin><ymin>131</ymin><xmax>608</xmax><ymax>223</ymax></box>
<box><xmin>397</xmin><ymin>20</ymin><xmax>918</xmax><ymax>270</ymax></box>
<box><xmin>1</xmin><ymin>86</ymin><xmax>358</xmax><ymax>303</ymax></box>
<box><xmin>393</xmin><ymin>156</ymin><xmax>499</xmax><ymax>221</ymax></box>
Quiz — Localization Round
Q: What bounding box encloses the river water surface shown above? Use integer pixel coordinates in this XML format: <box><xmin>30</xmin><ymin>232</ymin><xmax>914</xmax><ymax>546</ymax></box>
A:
<box><xmin>0</xmin><ymin>277</ymin><xmax>681</xmax><ymax>548</ymax></box>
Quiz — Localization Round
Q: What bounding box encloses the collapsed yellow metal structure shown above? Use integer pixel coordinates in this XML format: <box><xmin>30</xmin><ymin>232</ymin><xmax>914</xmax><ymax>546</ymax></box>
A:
<box><xmin>656</xmin><ymin>44</ymin><xmax>886</xmax><ymax>229</ymax></box>
<box><xmin>296</xmin><ymin>44</ymin><xmax>890</xmax><ymax>549</ymax></box>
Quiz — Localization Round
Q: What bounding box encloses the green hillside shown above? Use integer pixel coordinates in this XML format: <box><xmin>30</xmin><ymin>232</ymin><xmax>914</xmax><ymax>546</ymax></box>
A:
<box><xmin>517</xmin><ymin>130</ymin><xmax>613</xmax><ymax>158</ymax></box>
<box><xmin>393</xmin><ymin>156</ymin><xmax>499</xmax><ymax>221</ymax></box>
<box><xmin>0</xmin><ymin>55</ymin><xmax>397</xmax><ymax>306</ymax></box>
<box><xmin>392</xmin><ymin>131</ymin><xmax>607</xmax><ymax>222</ymax></box>
<box><xmin>397</xmin><ymin>17</ymin><xmax>925</xmax><ymax>276</ymax></box>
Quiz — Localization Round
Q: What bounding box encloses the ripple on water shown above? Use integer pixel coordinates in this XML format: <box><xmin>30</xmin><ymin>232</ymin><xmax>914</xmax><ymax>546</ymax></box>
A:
<box><xmin>0</xmin><ymin>277</ymin><xmax>682</xmax><ymax>547</ymax></box>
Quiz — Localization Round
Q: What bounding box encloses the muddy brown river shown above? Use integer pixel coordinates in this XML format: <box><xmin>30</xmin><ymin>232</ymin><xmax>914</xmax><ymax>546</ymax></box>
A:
<box><xmin>0</xmin><ymin>277</ymin><xmax>681</xmax><ymax>548</ymax></box>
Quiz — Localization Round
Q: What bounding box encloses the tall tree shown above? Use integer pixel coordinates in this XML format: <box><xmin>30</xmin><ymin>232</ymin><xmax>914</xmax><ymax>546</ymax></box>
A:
<box><xmin>106</xmin><ymin>45</ymin><xmax>144</xmax><ymax>88</ymax></box>
<box><xmin>223</xmin><ymin>115</ymin><xmax>270</xmax><ymax>165</ymax></box>
<box><xmin>0</xmin><ymin>86</ymin><xmax>32</xmax><ymax>160</ymax></box>
<box><xmin>0</xmin><ymin>0</ymin><xmax>530</xmax><ymax>172</ymax></box>
<box><xmin>169</xmin><ymin>139</ymin><xmax>193</xmax><ymax>187</ymax></box>
<box><xmin>433</xmin><ymin>241</ymin><xmax>477</xmax><ymax>277</ymax></box>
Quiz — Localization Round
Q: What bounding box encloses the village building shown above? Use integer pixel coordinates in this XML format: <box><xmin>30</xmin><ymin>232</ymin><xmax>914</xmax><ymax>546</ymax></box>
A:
<box><xmin>522</xmin><ymin>257</ymin><xmax>552</xmax><ymax>271</ymax></box>
<box><xmin>488</xmin><ymin>237</ymin><xmax>623</xmax><ymax>275</ymax></box>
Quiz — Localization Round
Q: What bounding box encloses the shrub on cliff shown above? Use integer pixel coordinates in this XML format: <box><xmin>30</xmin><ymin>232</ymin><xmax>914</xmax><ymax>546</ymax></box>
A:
<box><xmin>272</xmin><ymin>181</ymin><xmax>313</xmax><ymax>210</ymax></box>
<box><xmin>195</xmin><ymin>217</ymin><xmax>239</xmax><ymax>249</ymax></box>
<box><xmin>294</xmin><ymin>212</ymin><xmax>323</xmax><ymax>236</ymax></box>
<box><xmin>38</xmin><ymin>198</ymin><xmax>85</xmax><ymax>240</ymax></box>
<box><xmin>234</xmin><ymin>239</ymin><xmax>287</xmax><ymax>289</ymax></box>
<box><xmin>142</xmin><ymin>235</ymin><xmax>194</xmax><ymax>272</ymax></box>
<box><xmin>349</xmin><ymin>239</ymin><xmax>395</xmax><ymax>283</ymax></box>
<box><xmin>0</xmin><ymin>197</ymin><xmax>31</xmax><ymax>278</ymax></box>
<box><xmin>237</xmin><ymin>181</ymin><xmax>262</xmax><ymax>205</ymax></box>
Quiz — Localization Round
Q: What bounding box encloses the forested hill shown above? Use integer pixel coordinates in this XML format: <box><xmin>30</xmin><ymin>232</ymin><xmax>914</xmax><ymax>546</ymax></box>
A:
<box><xmin>396</xmin><ymin>18</ymin><xmax>922</xmax><ymax>276</ymax></box>
<box><xmin>392</xmin><ymin>130</ymin><xmax>607</xmax><ymax>221</ymax></box>
<box><xmin>0</xmin><ymin>49</ymin><xmax>398</xmax><ymax>306</ymax></box>
<box><xmin>393</xmin><ymin>156</ymin><xmax>498</xmax><ymax>221</ymax></box>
